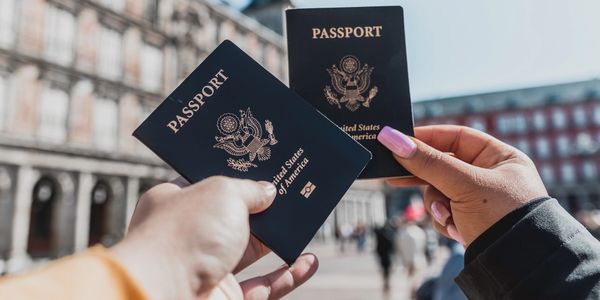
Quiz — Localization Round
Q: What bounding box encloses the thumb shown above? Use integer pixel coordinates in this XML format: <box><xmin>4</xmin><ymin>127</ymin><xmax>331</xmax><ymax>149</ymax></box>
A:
<box><xmin>234</xmin><ymin>179</ymin><xmax>277</xmax><ymax>214</ymax></box>
<box><xmin>377</xmin><ymin>126</ymin><xmax>478</xmax><ymax>196</ymax></box>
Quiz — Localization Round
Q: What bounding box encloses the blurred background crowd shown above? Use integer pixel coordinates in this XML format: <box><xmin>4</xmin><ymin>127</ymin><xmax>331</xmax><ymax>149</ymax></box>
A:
<box><xmin>0</xmin><ymin>0</ymin><xmax>599</xmax><ymax>299</ymax></box>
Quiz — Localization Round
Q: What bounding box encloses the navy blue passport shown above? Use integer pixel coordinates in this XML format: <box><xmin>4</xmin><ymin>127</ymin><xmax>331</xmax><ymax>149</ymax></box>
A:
<box><xmin>133</xmin><ymin>40</ymin><xmax>371</xmax><ymax>265</ymax></box>
<box><xmin>286</xmin><ymin>6</ymin><xmax>414</xmax><ymax>179</ymax></box>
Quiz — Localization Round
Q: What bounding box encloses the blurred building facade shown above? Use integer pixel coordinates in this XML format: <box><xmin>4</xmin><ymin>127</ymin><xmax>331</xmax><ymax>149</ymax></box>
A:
<box><xmin>0</xmin><ymin>0</ymin><xmax>289</xmax><ymax>274</ymax></box>
<box><xmin>0</xmin><ymin>0</ymin><xmax>385</xmax><ymax>275</ymax></box>
<box><xmin>410</xmin><ymin>79</ymin><xmax>600</xmax><ymax>213</ymax></box>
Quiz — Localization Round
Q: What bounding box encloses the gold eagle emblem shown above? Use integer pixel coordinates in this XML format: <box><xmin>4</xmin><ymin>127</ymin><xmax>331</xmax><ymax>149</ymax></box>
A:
<box><xmin>325</xmin><ymin>55</ymin><xmax>378</xmax><ymax>112</ymax></box>
<box><xmin>213</xmin><ymin>108</ymin><xmax>277</xmax><ymax>172</ymax></box>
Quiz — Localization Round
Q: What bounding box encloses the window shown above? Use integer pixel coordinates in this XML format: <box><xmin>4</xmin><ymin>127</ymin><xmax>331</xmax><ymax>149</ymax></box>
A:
<box><xmin>467</xmin><ymin>117</ymin><xmax>487</xmax><ymax>132</ymax></box>
<box><xmin>99</xmin><ymin>0</ymin><xmax>126</xmax><ymax>12</ymax></box>
<box><xmin>573</xmin><ymin>106</ymin><xmax>587</xmax><ymax>128</ymax></box>
<box><xmin>93</xmin><ymin>98</ymin><xmax>118</xmax><ymax>151</ymax></box>
<box><xmin>496</xmin><ymin>115</ymin><xmax>509</xmax><ymax>134</ymax></box>
<box><xmin>0</xmin><ymin>76</ymin><xmax>6</xmax><ymax>131</ymax></box>
<box><xmin>515</xmin><ymin>139</ymin><xmax>530</xmax><ymax>155</ymax></box>
<box><xmin>561</xmin><ymin>162</ymin><xmax>576</xmax><ymax>183</ymax></box>
<box><xmin>594</xmin><ymin>105</ymin><xmax>600</xmax><ymax>125</ymax></box>
<box><xmin>44</xmin><ymin>6</ymin><xmax>75</xmax><ymax>65</ymax></box>
<box><xmin>515</xmin><ymin>114</ymin><xmax>527</xmax><ymax>133</ymax></box>
<box><xmin>540</xmin><ymin>164</ymin><xmax>555</xmax><ymax>183</ymax></box>
<box><xmin>536</xmin><ymin>138</ymin><xmax>551</xmax><ymax>159</ymax></box>
<box><xmin>144</xmin><ymin>0</ymin><xmax>159</xmax><ymax>24</ymax></box>
<box><xmin>0</xmin><ymin>0</ymin><xmax>17</xmax><ymax>47</ymax></box>
<box><xmin>555</xmin><ymin>135</ymin><xmax>570</xmax><ymax>157</ymax></box>
<box><xmin>552</xmin><ymin>109</ymin><xmax>567</xmax><ymax>130</ymax></box>
<box><xmin>582</xmin><ymin>160</ymin><xmax>597</xmax><ymax>181</ymax></box>
<box><xmin>140</xmin><ymin>44</ymin><xmax>163</xmax><ymax>92</ymax></box>
<box><xmin>532</xmin><ymin>111</ymin><xmax>546</xmax><ymax>131</ymax></box>
<box><xmin>37</xmin><ymin>85</ymin><xmax>69</xmax><ymax>143</ymax></box>
<box><xmin>97</xmin><ymin>27</ymin><xmax>123</xmax><ymax>80</ymax></box>
<box><xmin>576</xmin><ymin>132</ymin><xmax>594</xmax><ymax>154</ymax></box>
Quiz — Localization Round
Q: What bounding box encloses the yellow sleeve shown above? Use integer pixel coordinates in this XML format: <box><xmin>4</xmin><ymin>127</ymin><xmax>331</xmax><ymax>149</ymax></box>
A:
<box><xmin>0</xmin><ymin>246</ymin><xmax>148</xmax><ymax>300</ymax></box>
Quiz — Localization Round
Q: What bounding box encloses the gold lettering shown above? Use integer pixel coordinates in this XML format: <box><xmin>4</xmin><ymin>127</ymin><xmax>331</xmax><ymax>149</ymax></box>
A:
<box><xmin>201</xmin><ymin>86</ymin><xmax>215</xmax><ymax>97</ymax></box>
<box><xmin>344</xmin><ymin>27</ymin><xmax>353</xmax><ymax>38</ymax></box>
<box><xmin>373</xmin><ymin>25</ymin><xmax>383</xmax><ymax>37</ymax></box>
<box><xmin>354</xmin><ymin>26</ymin><xmax>364</xmax><ymax>38</ymax></box>
<box><xmin>176</xmin><ymin>115</ymin><xmax>188</xmax><ymax>127</ymax></box>
<box><xmin>182</xmin><ymin>107</ymin><xmax>194</xmax><ymax>118</ymax></box>
<box><xmin>312</xmin><ymin>28</ymin><xmax>320</xmax><ymax>39</ymax></box>
<box><xmin>188</xmin><ymin>100</ymin><xmax>200</xmax><ymax>111</ymax></box>
<box><xmin>310</xmin><ymin>25</ymin><xmax>383</xmax><ymax>40</ymax></box>
<box><xmin>165</xmin><ymin>69</ymin><xmax>230</xmax><ymax>134</ymax></box>
<box><xmin>167</xmin><ymin>121</ymin><xmax>179</xmax><ymax>133</ymax></box>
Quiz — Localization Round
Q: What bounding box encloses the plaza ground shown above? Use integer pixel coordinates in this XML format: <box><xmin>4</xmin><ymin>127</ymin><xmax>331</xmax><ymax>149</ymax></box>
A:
<box><xmin>237</xmin><ymin>241</ymin><xmax>449</xmax><ymax>300</ymax></box>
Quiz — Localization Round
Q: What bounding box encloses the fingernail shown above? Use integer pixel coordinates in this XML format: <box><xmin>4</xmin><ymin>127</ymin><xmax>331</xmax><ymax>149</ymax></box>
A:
<box><xmin>377</xmin><ymin>126</ymin><xmax>417</xmax><ymax>158</ymax></box>
<box><xmin>447</xmin><ymin>224</ymin><xmax>465</xmax><ymax>245</ymax></box>
<box><xmin>259</xmin><ymin>181</ymin><xmax>276</xmax><ymax>196</ymax></box>
<box><xmin>431</xmin><ymin>201</ymin><xmax>450</xmax><ymax>226</ymax></box>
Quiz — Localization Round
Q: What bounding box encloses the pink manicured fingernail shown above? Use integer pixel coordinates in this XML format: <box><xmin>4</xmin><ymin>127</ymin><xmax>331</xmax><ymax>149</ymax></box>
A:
<box><xmin>431</xmin><ymin>201</ymin><xmax>450</xmax><ymax>226</ymax></box>
<box><xmin>377</xmin><ymin>126</ymin><xmax>417</xmax><ymax>158</ymax></box>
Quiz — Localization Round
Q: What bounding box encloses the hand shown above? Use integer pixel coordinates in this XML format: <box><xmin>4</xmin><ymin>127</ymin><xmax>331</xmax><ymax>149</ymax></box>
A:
<box><xmin>110</xmin><ymin>176</ymin><xmax>319</xmax><ymax>300</ymax></box>
<box><xmin>378</xmin><ymin>125</ymin><xmax>548</xmax><ymax>246</ymax></box>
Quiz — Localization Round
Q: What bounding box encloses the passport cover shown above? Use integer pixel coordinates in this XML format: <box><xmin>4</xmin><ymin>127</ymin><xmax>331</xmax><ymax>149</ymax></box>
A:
<box><xmin>286</xmin><ymin>6</ymin><xmax>414</xmax><ymax>179</ymax></box>
<box><xmin>133</xmin><ymin>40</ymin><xmax>371</xmax><ymax>265</ymax></box>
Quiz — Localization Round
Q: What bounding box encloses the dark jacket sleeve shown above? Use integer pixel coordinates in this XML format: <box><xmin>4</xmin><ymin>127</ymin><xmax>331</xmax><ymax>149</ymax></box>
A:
<box><xmin>456</xmin><ymin>197</ymin><xmax>600</xmax><ymax>300</ymax></box>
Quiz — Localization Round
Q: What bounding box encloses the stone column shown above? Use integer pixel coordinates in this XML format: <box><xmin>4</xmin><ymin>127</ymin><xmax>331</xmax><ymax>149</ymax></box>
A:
<box><xmin>74</xmin><ymin>172</ymin><xmax>93</xmax><ymax>252</ymax></box>
<box><xmin>124</xmin><ymin>177</ymin><xmax>140</xmax><ymax>230</ymax></box>
<box><xmin>8</xmin><ymin>166</ymin><xmax>38</xmax><ymax>272</ymax></box>
<box><xmin>54</xmin><ymin>172</ymin><xmax>78</xmax><ymax>257</ymax></box>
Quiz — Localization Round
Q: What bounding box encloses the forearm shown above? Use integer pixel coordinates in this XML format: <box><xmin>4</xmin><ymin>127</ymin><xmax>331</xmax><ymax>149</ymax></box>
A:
<box><xmin>0</xmin><ymin>246</ymin><xmax>148</xmax><ymax>300</ymax></box>
<box><xmin>457</xmin><ymin>198</ymin><xmax>600</xmax><ymax>299</ymax></box>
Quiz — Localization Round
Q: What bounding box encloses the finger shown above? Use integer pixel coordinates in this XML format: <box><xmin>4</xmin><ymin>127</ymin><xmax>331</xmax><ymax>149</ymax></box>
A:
<box><xmin>170</xmin><ymin>176</ymin><xmax>190</xmax><ymax>188</ymax></box>
<box><xmin>198</xmin><ymin>177</ymin><xmax>277</xmax><ymax>214</ymax></box>
<box><xmin>377</xmin><ymin>126</ymin><xmax>481</xmax><ymax>197</ymax></box>
<box><xmin>386</xmin><ymin>177</ymin><xmax>428</xmax><ymax>187</ymax></box>
<box><xmin>447</xmin><ymin>222</ymin><xmax>466</xmax><ymax>246</ymax></box>
<box><xmin>234</xmin><ymin>235</ymin><xmax>271</xmax><ymax>274</ymax></box>
<box><xmin>240</xmin><ymin>253</ymin><xmax>319</xmax><ymax>300</ymax></box>
<box><xmin>422</xmin><ymin>186</ymin><xmax>452</xmax><ymax>227</ymax></box>
<box><xmin>415</xmin><ymin>125</ymin><xmax>520</xmax><ymax>168</ymax></box>
<box><xmin>413</xmin><ymin>125</ymin><xmax>506</xmax><ymax>166</ymax></box>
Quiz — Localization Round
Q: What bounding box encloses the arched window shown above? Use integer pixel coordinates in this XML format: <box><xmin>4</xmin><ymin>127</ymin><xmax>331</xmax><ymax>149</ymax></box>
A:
<box><xmin>27</xmin><ymin>176</ymin><xmax>59</xmax><ymax>258</ymax></box>
<box><xmin>88</xmin><ymin>180</ymin><xmax>112</xmax><ymax>246</ymax></box>
<box><xmin>37</xmin><ymin>85</ymin><xmax>69</xmax><ymax>143</ymax></box>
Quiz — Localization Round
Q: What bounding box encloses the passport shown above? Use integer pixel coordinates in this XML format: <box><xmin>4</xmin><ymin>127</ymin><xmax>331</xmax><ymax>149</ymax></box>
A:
<box><xmin>133</xmin><ymin>40</ymin><xmax>371</xmax><ymax>265</ymax></box>
<box><xmin>286</xmin><ymin>6</ymin><xmax>414</xmax><ymax>179</ymax></box>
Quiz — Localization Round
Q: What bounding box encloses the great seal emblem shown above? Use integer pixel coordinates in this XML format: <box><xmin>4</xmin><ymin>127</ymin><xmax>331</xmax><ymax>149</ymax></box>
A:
<box><xmin>324</xmin><ymin>55</ymin><xmax>378</xmax><ymax>112</ymax></box>
<box><xmin>213</xmin><ymin>108</ymin><xmax>277</xmax><ymax>172</ymax></box>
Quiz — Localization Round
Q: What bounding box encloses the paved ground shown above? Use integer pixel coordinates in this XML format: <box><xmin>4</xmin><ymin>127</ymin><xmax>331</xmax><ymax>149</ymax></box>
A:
<box><xmin>236</xmin><ymin>241</ymin><xmax>448</xmax><ymax>300</ymax></box>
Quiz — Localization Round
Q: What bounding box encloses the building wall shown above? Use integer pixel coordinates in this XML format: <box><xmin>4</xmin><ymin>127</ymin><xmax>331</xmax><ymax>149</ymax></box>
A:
<box><xmin>413</xmin><ymin>80</ymin><xmax>600</xmax><ymax>213</ymax></box>
<box><xmin>0</xmin><ymin>0</ymin><xmax>287</xmax><ymax>274</ymax></box>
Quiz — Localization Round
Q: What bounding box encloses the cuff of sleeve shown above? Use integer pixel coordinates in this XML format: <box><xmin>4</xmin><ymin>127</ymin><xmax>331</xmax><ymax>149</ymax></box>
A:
<box><xmin>87</xmin><ymin>245</ymin><xmax>149</xmax><ymax>300</ymax></box>
<box><xmin>456</xmin><ymin>198</ymin><xmax>585</xmax><ymax>298</ymax></box>
<box><xmin>464</xmin><ymin>196</ymin><xmax>551</xmax><ymax>265</ymax></box>
<box><xmin>0</xmin><ymin>246</ymin><xmax>149</xmax><ymax>300</ymax></box>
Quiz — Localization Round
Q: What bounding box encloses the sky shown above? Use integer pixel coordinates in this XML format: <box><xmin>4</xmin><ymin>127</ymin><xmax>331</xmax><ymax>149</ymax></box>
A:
<box><xmin>291</xmin><ymin>0</ymin><xmax>600</xmax><ymax>101</ymax></box>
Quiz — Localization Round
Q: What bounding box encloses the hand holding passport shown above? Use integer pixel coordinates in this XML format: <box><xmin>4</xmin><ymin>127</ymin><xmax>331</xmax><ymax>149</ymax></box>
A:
<box><xmin>133</xmin><ymin>6</ymin><xmax>414</xmax><ymax>265</ymax></box>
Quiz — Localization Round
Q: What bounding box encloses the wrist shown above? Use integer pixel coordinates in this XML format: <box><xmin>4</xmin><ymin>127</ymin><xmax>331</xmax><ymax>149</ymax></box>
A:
<box><xmin>110</xmin><ymin>232</ymin><xmax>192</xmax><ymax>300</ymax></box>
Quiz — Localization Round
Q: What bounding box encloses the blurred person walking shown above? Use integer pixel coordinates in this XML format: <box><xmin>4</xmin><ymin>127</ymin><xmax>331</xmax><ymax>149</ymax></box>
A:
<box><xmin>374</xmin><ymin>220</ymin><xmax>396</xmax><ymax>293</ymax></box>
<box><xmin>396</xmin><ymin>203</ymin><xmax>428</xmax><ymax>296</ymax></box>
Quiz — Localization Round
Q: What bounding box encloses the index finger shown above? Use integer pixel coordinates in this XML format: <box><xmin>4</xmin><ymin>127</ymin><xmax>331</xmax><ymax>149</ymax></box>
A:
<box><xmin>414</xmin><ymin>125</ymin><xmax>504</xmax><ymax>166</ymax></box>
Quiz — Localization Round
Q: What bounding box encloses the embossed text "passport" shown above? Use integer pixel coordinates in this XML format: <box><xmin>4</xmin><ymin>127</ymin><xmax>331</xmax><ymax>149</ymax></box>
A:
<box><xmin>286</xmin><ymin>6</ymin><xmax>414</xmax><ymax>179</ymax></box>
<box><xmin>133</xmin><ymin>40</ymin><xmax>371</xmax><ymax>265</ymax></box>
